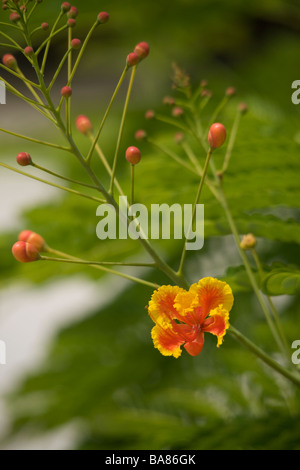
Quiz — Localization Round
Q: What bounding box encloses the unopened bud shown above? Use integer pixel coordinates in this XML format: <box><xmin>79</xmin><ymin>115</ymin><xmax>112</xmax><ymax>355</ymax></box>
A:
<box><xmin>208</xmin><ymin>123</ymin><xmax>226</xmax><ymax>150</ymax></box>
<box><xmin>238</xmin><ymin>102</ymin><xmax>248</xmax><ymax>115</ymax></box>
<box><xmin>134</xmin><ymin>42</ymin><xmax>149</xmax><ymax>60</ymax></box>
<box><xmin>226</xmin><ymin>86</ymin><xmax>236</xmax><ymax>97</ymax></box>
<box><xmin>16</xmin><ymin>152</ymin><xmax>32</xmax><ymax>166</ymax></box>
<box><xmin>24</xmin><ymin>46</ymin><xmax>34</xmax><ymax>56</ymax></box>
<box><xmin>9</xmin><ymin>12</ymin><xmax>20</xmax><ymax>22</ymax></box>
<box><xmin>41</xmin><ymin>22</ymin><xmax>49</xmax><ymax>31</ymax></box>
<box><xmin>126</xmin><ymin>52</ymin><xmax>139</xmax><ymax>67</ymax></box>
<box><xmin>97</xmin><ymin>11</ymin><xmax>109</xmax><ymax>24</ymax></box>
<box><xmin>172</xmin><ymin>106</ymin><xmax>184</xmax><ymax>117</ymax></box>
<box><xmin>67</xmin><ymin>18</ymin><xmax>76</xmax><ymax>28</ymax></box>
<box><xmin>174</xmin><ymin>132</ymin><xmax>184</xmax><ymax>144</ymax></box>
<box><xmin>2</xmin><ymin>54</ymin><xmax>17</xmax><ymax>70</ymax></box>
<box><xmin>12</xmin><ymin>241</ymin><xmax>41</xmax><ymax>263</ymax></box>
<box><xmin>145</xmin><ymin>110</ymin><xmax>155</xmax><ymax>120</ymax></box>
<box><xmin>61</xmin><ymin>2</ymin><xmax>71</xmax><ymax>12</ymax></box>
<box><xmin>18</xmin><ymin>230</ymin><xmax>47</xmax><ymax>252</ymax></box>
<box><xmin>75</xmin><ymin>115</ymin><xmax>92</xmax><ymax>135</ymax></box>
<box><xmin>67</xmin><ymin>6</ymin><xmax>78</xmax><ymax>18</ymax></box>
<box><xmin>61</xmin><ymin>86</ymin><xmax>72</xmax><ymax>98</ymax></box>
<box><xmin>71</xmin><ymin>38</ymin><xmax>81</xmax><ymax>49</ymax></box>
<box><xmin>125</xmin><ymin>146</ymin><xmax>141</xmax><ymax>165</ymax></box>
<box><xmin>134</xmin><ymin>129</ymin><xmax>147</xmax><ymax>141</ymax></box>
<box><xmin>240</xmin><ymin>233</ymin><xmax>257</xmax><ymax>250</ymax></box>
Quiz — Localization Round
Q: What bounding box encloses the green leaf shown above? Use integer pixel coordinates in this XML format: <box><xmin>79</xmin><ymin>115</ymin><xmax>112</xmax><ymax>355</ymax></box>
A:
<box><xmin>261</xmin><ymin>264</ymin><xmax>300</xmax><ymax>296</ymax></box>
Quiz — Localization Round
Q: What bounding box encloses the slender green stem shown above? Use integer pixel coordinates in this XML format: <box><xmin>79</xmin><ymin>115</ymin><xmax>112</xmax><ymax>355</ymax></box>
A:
<box><xmin>221</xmin><ymin>109</ymin><xmax>241</xmax><ymax>174</ymax></box>
<box><xmin>31</xmin><ymin>162</ymin><xmax>100</xmax><ymax>190</ymax></box>
<box><xmin>0</xmin><ymin>162</ymin><xmax>106</xmax><ymax>204</ymax></box>
<box><xmin>206</xmin><ymin>94</ymin><xmax>230</xmax><ymax>133</ymax></box>
<box><xmin>36</xmin><ymin>24</ymin><xmax>68</xmax><ymax>57</ymax></box>
<box><xmin>130</xmin><ymin>164</ymin><xmax>135</xmax><ymax>206</ymax></box>
<box><xmin>67</xmin><ymin>21</ymin><xmax>98</xmax><ymax>85</ymax></box>
<box><xmin>0</xmin><ymin>64</ymin><xmax>40</xmax><ymax>88</ymax></box>
<box><xmin>40</xmin><ymin>11</ymin><xmax>64</xmax><ymax>73</ymax></box>
<box><xmin>229</xmin><ymin>326</ymin><xmax>300</xmax><ymax>389</ymax></box>
<box><xmin>177</xmin><ymin>148</ymin><xmax>212</xmax><ymax>275</ymax></box>
<box><xmin>42</xmin><ymin>256</ymin><xmax>156</xmax><ymax>268</ymax></box>
<box><xmin>109</xmin><ymin>65</ymin><xmax>137</xmax><ymax>195</ymax></box>
<box><xmin>0</xmin><ymin>30</ymin><xmax>22</xmax><ymax>49</ymax></box>
<box><xmin>147</xmin><ymin>138</ymin><xmax>197</xmax><ymax>174</ymax></box>
<box><xmin>0</xmin><ymin>127</ymin><xmax>71</xmax><ymax>151</ymax></box>
<box><xmin>85</xmin><ymin>65</ymin><xmax>129</xmax><ymax>165</ymax></box>
<box><xmin>66</xmin><ymin>26</ymin><xmax>72</xmax><ymax>136</ymax></box>
<box><xmin>155</xmin><ymin>113</ymin><xmax>193</xmax><ymax>136</ymax></box>
<box><xmin>47</xmin><ymin>47</ymin><xmax>72</xmax><ymax>91</ymax></box>
<box><xmin>42</xmin><ymin>250</ymin><xmax>159</xmax><ymax>290</ymax></box>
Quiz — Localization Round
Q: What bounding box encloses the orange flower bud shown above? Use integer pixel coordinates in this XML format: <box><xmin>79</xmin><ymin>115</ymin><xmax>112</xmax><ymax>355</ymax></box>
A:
<box><xmin>16</xmin><ymin>152</ymin><xmax>32</xmax><ymax>166</ymax></box>
<box><xmin>12</xmin><ymin>241</ymin><xmax>41</xmax><ymax>263</ymax></box>
<box><xmin>125</xmin><ymin>146</ymin><xmax>141</xmax><ymax>165</ymax></box>
<box><xmin>75</xmin><ymin>115</ymin><xmax>92</xmax><ymax>135</ymax></box>
<box><xmin>2</xmin><ymin>53</ymin><xmax>18</xmax><ymax>70</ymax></box>
<box><xmin>240</xmin><ymin>233</ymin><xmax>257</xmax><ymax>250</ymax></box>
<box><xmin>18</xmin><ymin>230</ymin><xmax>47</xmax><ymax>252</ymax></box>
<box><xmin>134</xmin><ymin>42</ymin><xmax>149</xmax><ymax>60</ymax></box>
<box><xmin>126</xmin><ymin>52</ymin><xmax>140</xmax><ymax>67</ymax></box>
<box><xmin>208</xmin><ymin>123</ymin><xmax>226</xmax><ymax>150</ymax></box>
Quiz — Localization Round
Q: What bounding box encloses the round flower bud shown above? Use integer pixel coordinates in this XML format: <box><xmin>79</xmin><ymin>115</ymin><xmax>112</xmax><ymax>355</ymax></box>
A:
<box><xmin>9</xmin><ymin>12</ymin><xmax>21</xmax><ymax>22</ymax></box>
<box><xmin>61</xmin><ymin>2</ymin><xmax>71</xmax><ymax>12</ymax></box>
<box><xmin>12</xmin><ymin>241</ymin><xmax>41</xmax><ymax>263</ymax></box>
<box><xmin>16</xmin><ymin>152</ymin><xmax>32</xmax><ymax>166</ymax></box>
<box><xmin>125</xmin><ymin>146</ymin><xmax>141</xmax><ymax>165</ymax></box>
<box><xmin>201</xmin><ymin>89</ymin><xmax>213</xmax><ymax>98</ymax></box>
<box><xmin>145</xmin><ymin>109</ymin><xmax>155</xmax><ymax>120</ymax></box>
<box><xmin>18</xmin><ymin>230</ymin><xmax>47</xmax><ymax>252</ymax></box>
<box><xmin>71</xmin><ymin>38</ymin><xmax>81</xmax><ymax>50</ymax></box>
<box><xmin>97</xmin><ymin>11</ymin><xmax>109</xmax><ymax>24</ymax></box>
<box><xmin>61</xmin><ymin>86</ymin><xmax>72</xmax><ymax>98</ymax></box>
<box><xmin>24</xmin><ymin>46</ymin><xmax>34</xmax><ymax>56</ymax></box>
<box><xmin>75</xmin><ymin>115</ymin><xmax>92</xmax><ymax>135</ymax></box>
<box><xmin>226</xmin><ymin>86</ymin><xmax>236</xmax><ymax>97</ymax></box>
<box><xmin>67</xmin><ymin>18</ymin><xmax>76</xmax><ymax>28</ymax></box>
<box><xmin>126</xmin><ymin>52</ymin><xmax>140</xmax><ymax>67</ymax></box>
<box><xmin>174</xmin><ymin>132</ymin><xmax>184</xmax><ymax>144</ymax></box>
<box><xmin>134</xmin><ymin>129</ymin><xmax>147</xmax><ymax>141</ymax></box>
<box><xmin>2</xmin><ymin>53</ymin><xmax>17</xmax><ymax>70</ymax></box>
<box><xmin>238</xmin><ymin>102</ymin><xmax>248</xmax><ymax>115</ymax></box>
<box><xmin>163</xmin><ymin>96</ymin><xmax>176</xmax><ymax>106</ymax></box>
<box><xmin>208</xmin><ymin>123</ymin><xmax>226</xmax><ymax>150</ymax></box>
<box><xmin>134</xmin><ymin>42</ymin><xmax>149</xmax><ymax>60</ymax></box>
<box><xmin>240</xmin><ymin>233</ymin><xmax>257</xmax><ymax>250</ymax></box>
<box><xmin>41</xmin><ymin>22</ymin><xmax>49</xmax><ymax>31</ymax></box>
<box><xmin>172</xmin><ymin>106</ymin><xmax>184</xmax><ymax>117</ymax></box>
<box><xmin>67</xmin><ymin>6</ymin><xmax>78</xmax><ymax>18</ymax></box>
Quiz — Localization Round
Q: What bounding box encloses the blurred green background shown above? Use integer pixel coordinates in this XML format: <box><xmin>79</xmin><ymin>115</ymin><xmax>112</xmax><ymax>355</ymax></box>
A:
<box><xmin>0</xmin><ymin>0</ymin><xmax>300</xmax><ymax>450</ymax></box>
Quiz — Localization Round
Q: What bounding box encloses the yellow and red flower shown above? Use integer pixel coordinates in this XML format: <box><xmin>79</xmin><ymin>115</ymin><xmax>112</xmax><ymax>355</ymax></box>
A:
<box><xmin>147</xmin><ymin>277</ymin><xmax>233</xmax><ymax>358</ymax></box>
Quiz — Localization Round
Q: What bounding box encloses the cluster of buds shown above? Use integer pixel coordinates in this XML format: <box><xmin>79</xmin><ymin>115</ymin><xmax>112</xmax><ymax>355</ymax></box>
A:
<box><xmin>12</xmin><ymin>231</ymin><xmax>47</xmax><ymax>263</ymax></box>
<box><xmin>126</xmin><ymin>41</ymin><xmax>150</xmax><ymax>67</ymax></box>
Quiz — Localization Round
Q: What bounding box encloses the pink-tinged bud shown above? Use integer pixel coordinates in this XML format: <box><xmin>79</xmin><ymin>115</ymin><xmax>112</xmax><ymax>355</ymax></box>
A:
<box><xmin>12</xmin><ymin>241</ymin><xmax>41</xmax><ymax>263</ymax></box>
<box><xmin>16</xmin><ymin>152</ymin><xmax>32</xmax><ymax>166</ymax></box>
<box><xmin>24</xmin><ymin>46</ymin><xmax>34</xmax><ymax>56</ymax></box>
<box><xmin>125</xmin><ymin>146</ymin><xmax>141</xmax><ymax>165</ymax></box>
<box><xmin>20</xmin><ymin>5</ymin><xmax>27</xmax><ymax>12</ymax></box>
<box><xmin>134</xmin><ymin>129</ymin><xmax>147</xmax><ymax>141</ymax></box>
<box><xmin>134</xmin><ymin>42</ymin><xmax>149</xmax><ymax>60</ymax></box>
<box><xmin>75</xmin><ymin>115</ymin><xmax>92</xmax><ymax>135</ymax></box>
<box><xmin>97</xmin><ymin>11</ymin><xmax>109</xmax><ymax>24</ymax></box>
<box><xmin>18</xmin><ymin>230</ymin><xmax>47</xmax><ymax>252</ymax></box>
<box><xmin>67</xmin><ymin>18</ymin><xmax>76</xmax><ymax>28</ymax></box>
<box><xmin>240</xmin><ymin>233</ymin><xmax>256</xmax><ymax>250</ymax></box>
<box><xmin>67</xmin><ymin>6</ymin><xmax>78</xmax><ymax>18</ymax></box>
<box><xmin>200</xmin><ymin>79</ymin><xmax>208</xmax><ymax>87</ymax></box>
<box><xmin>163</xmin><ymin>96</ymin><xmax>176</xmax><ymax>106</ymax></box>
<box><xmin>238</xmin><ymin>102</ymin><xmax>248</xmax><ymax>114</ymax></box>
<box><xmin>61</xmin><ymin>2</ymin><xmax>71</xmax><ymax>12</ymax></box>
<box><xmin>2</xmin><ymin>5</ymin><xmax>8</xmax><ymax>10</ymax></box>
<box><xmin>71</xmin><ymin>38</ymin><xmax>81</xmax><ymax>49</ymax></box>
<box><xmin>2</xmin><ymin>54</ymin><xmax>17</xmax><ymax>70</ymax></box>
<box><xmin>126</xmin><ymin>52</ymin><xmax>140</xmax><ymax>67</ymax></box>
<box><xmin>226</xmin><ymin>86</ymin><xmax>236</xmax><ymax>97</ymax></box>
<box><xmin>172</xmin><ymin>106</ymin><xmax>184</xmax><ymax>117</ymax></box>
<box><xmin>41</xmin><ymin>22</ymin><xmax>49</xmax><ymax>31</ymax></box>
<box><xmin>201</xmin><ymin>89</ymin><xmax>212</xmax><ymax>98</ymax></box>
<box><xmin>9</xmin><ymin>12</ymin><xmax>20</xmax><ymax>22</ymax></box>
<box><xmin>61</xmin><ymin>86</ymin><xmax>72</xmax><ymax>98</ymax></box>
<box><xmin>174</xmin><ymin>132</ymin><xmax>184</xmax><ymax>144</ymax></box>
<box><xmin>208</xmin><ymin>123</ymin><xmax>226</xmax><ymax>150</ymax></box>
<box><xmin>145</xmin><ymin>109</ymin><xmax>155</xmax><ymax>120</ymax></box>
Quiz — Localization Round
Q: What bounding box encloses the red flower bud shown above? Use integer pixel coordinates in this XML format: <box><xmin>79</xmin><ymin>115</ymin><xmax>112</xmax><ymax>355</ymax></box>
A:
<box><xmin>67</xmin><ymin>18</ymin><xmax>76</xmax><ymax>28</ymax></box>
<box><xmin>134</xmin><ymin>42</ymin><xmax>149</xmax><ymax>60</ymax></box>
<box><xmin>226</xmin><ymin>86</ymin><xmax>236</xmax><ymax>97</ymax></box>
<box><xmin>24</xmin><ymin>46</ymin><xmax>34</xmax><ymax>56</ymax></box>
<box><xmin>71</xmin><ymin>38</ymin><xmax>81</xmax><ymax>49</ymax></box>
<box><xmin>208</xmin><ymin>123</ymin><xmax>227</xmax><ymax>150</ymax></box>
<box><xmin>134</xmin><ymin>129</ymin><xmax>147</xmax><ymax>141</ymax></box>
<box><xmin>2</xmin><ymin>54</ymin><xmax>17</xmax><ymax>70</ymax></box>
<box><xmin>61</xmin><ymin>86</ymin><xmax>72</xmax><ymax>98</ymax></box>
<box><xmin>41</xmin><ymin>22</ymin><xmax>49</xmax><ymax>31</ymax></box>
<box><xmin>61</xmin><ymin>2</ymin><xmax>71</xmax><ymax>12</ymax></box>
<box><xmin>97</xmin><ymin>11</ymin><xmax>109</xmax><ymax>24</ymax></box>
<box><xmin>12</xmin><ymin>241</ymin><xmax>41</xmax><ymax>263</ymax></box>
<box><xmin>125</xmin><ymin>146</ymin><xmax>141</xmax><ymax>165</ymax></box>
<box><xmin>67</xmin><ymin>6</ymin><xmax>78</xmax><ymax>18</ymax></box>
<box><xmin>75</xmin><ymin>115</ymin><xmax>92</xmax><ymax>135</ymax></box>
<box><xmin>238</xmin><ymin>102</ymin><xmax>248</xmax><ymax>114</ymax></box>
<box><xmin>126</xmin><ymin>52</ymin><xmax>140</xmax><ymax>67</ymax></box>
<box><xmin>145</xmin><ymin>110</ymin><xmax>155</xmax><ymax>120</ymax></box>
<box><xmin>9</xmin><ymin>12</ymin><xmax>20</xmax><ymax>22</ymax></box>
<box><xmin>16</xmin><ymin>152</ymin><xmax>32</xmax><ymax>166</ymax></box>
<box><xmin>172</xmin><ymin>106</ymin><xmax>184</xmax><ymax>117</ymax></box>
<box><xmin>18</xmin><ymin>230</ymin><xmax>47</xmax><ymax>252</ymax></box>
